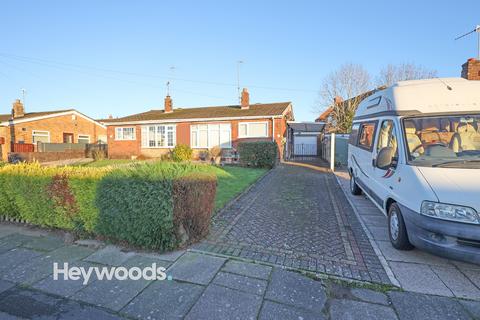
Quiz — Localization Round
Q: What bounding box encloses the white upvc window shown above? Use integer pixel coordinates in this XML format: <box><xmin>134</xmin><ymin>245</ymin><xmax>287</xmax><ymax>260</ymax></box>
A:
<box><xmin>191</xmin><ymin>123</ymin><xmax>231</xmax><ymax>148</ymax></box>
<box><xmin>238</xmin><ymin>121</ymin><xmax>269</xmax><ymax>138</ymax></box>
<box><xmin>32</xmin><ymin>130</ymin><xmax>50</xmax><ymax>144</ymax></box>
<box><xmin>115</xmin><ymin>127</ymin><xmax>136</xmax><ymax>140</ymax></box>
<box><xmin>78</xmin><ymin>134</ymin><xmax>90</xmax><ymax>144</ymax></box>
<box><xmin>141</xmin><ymin>124</ymin><xmax>176</xmax><ymax>148</ymax></box>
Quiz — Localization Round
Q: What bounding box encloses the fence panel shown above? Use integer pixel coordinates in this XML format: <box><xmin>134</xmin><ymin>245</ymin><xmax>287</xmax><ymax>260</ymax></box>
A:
<box><xmin>11</xmin><ymin>143</ymin><xmax>34</xmax><ymax>153</ymax></box>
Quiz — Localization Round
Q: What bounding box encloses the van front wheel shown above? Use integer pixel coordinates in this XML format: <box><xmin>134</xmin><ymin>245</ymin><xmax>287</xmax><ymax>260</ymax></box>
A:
<box><xmin>350</xmin><ymin>174</ymin><xmax>362</xmax><ymax>195</ymax></box>
<box><xmin>388</xmin><ymin>203</ymin><xmax>414</xmax><ymax>250</ymax></box>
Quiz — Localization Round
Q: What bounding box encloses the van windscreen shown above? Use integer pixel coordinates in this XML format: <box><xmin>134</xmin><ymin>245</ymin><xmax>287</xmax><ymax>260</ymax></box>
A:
<box><xmin>403</xmin><ymin>114</ymin><xmax>480</xmax><ymax>168</ymax></box>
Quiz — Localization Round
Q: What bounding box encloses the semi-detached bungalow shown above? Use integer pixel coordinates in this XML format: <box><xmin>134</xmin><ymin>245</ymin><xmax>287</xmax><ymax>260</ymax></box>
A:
<box><xmin>0</xmin><ymin>99</ymin><xmax>107</xmax><ymax>161</ymax></box>
<box><xmin>102</xmin><ymin>89</ymin><xmax>294</xmax><ymax>159</ymax></box>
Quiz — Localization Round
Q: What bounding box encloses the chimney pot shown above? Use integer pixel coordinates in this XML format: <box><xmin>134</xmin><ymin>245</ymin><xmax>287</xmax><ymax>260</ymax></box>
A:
<box><xmin>461</xmin><ymin>58</ymin><xmax>480</xmax><ymax>80</ymax></box>
<box><xmin>11</xmin><ymin>99</ymin><xmax>25</xmax><ymax>118</ymax></box>
<box><xmin>240</xmin><ymin>88</ymin><xmax>249</xmax><ymax>110</ymax></box>
<box><xmin>164</xmin><ymin>95</ymin><xmax>173</xmax><ymax>113</ymax></box>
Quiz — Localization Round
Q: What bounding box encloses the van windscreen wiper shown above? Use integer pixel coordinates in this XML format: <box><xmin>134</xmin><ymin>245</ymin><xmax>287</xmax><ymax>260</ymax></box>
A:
<box><xmin>432</xmin><ymin>159</ymin><xmax>480</xmax><ymax>167</ymax></box>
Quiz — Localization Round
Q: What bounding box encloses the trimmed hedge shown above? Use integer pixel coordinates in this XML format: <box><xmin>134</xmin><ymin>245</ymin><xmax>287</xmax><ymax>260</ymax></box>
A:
<box><xmin>238</xmin><ymin>141</ymin><xmax>278</xmax><ymax>168</ymax></box>
<box><xmin>0</xmin><ymin>162</ymin><xmax>217</xmax><ymax>251</ymax></box>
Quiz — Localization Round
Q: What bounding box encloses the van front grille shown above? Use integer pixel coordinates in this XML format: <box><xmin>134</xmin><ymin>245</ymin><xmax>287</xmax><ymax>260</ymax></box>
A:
<box><xmin>457</xmin><ymin>237</ymin><xmax>480</xmax><ymax>249</ymax></box>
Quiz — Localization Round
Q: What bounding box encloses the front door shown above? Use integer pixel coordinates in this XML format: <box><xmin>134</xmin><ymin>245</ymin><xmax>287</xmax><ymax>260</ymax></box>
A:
<box><xmin>63</xmin><ymin>133</ymin><xmax>74</xmax><ymax>143</ymax></box>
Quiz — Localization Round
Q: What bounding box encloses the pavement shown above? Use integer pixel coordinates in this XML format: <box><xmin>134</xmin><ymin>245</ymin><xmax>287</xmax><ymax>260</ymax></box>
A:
<box><xmin>1</xmin><ymin>223</ymin><xmax>480</xmax><ymax>320</ymax></box>
<box><xmin>335</xmin><ymin>170</ymin><xmax>480</xmax><ymax>301</ymax></box>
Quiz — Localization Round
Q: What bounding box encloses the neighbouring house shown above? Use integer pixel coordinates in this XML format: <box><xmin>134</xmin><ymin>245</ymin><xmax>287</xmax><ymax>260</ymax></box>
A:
<box><xmin>285</xmin><ymin>122</ymin><xmax>325</xmax><ymax>159</ymax></box>
<box><xmin>0</xmin><ymin>99</ymin><xmax>107</xmax><ymax>161</ymax></box>
<box><xmin>101</xmin><ymin>88</ymin><xmax>294</xmax><ymax>160</ymax></box>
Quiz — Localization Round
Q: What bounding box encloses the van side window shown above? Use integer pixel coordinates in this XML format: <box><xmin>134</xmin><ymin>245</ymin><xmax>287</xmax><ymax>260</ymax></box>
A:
<box><xmin>377</xmin><ymin>120</ymin><xmax>398</xmax><ymax>157</ymax></box>
<box><xmin>358</xmin><ymin>122</ymin><xmax>376</xmax><ymax>150</ymax></box>
<box><xmin>349</xmin><ymin>123</ymin><xmax>360</xmax><ymax>145</ymax></box>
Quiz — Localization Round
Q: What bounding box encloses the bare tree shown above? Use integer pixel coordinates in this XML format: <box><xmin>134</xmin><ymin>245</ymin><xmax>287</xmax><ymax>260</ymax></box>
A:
<box><xmin>376</xmin><ymin>63</ymin><xmax>438</xmax><ymax>87</ymax></box>
<box><xmin>318</xmin><ymin>63</ymin><xmax>371</xmax><ymax>133</ymax></box>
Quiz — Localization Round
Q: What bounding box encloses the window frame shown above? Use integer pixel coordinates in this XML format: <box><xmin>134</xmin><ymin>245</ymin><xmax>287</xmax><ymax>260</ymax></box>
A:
<box><xmin>115</xmin><ymin>127</ymin><xmax>136</xmax><ymax>141</ymax></box>
<box><xmin>140</xmin><ymin>124</ymin><xmax>176</xmax><ymax>148</ymax></box>
<box><xmin>32</xmin><ymin>130</ymin><xmax>50</xmax><ymax>144</ymax></box>
<box><xmin>77</xmin><ymin>134</ymin><xmax>90</xmax><ymax>144</ymax></box>
<box><xmin>349</xmin><ymin>122</ymin><xmax>360</xmax><ymax>145</ymax></box>
<box><xmin>191</xmin><ymin>123</ymin><xmax>232</xmax><ymax>149</ymax></box>
<box><xmin>356</xmin><ymin>121</ymin><xmax>378</xmax><ymax>152</ymax></box>
<box><xmin>238</xmin><ymin>121</ymin><xmax>269</xmax><ymax>138</ymax></box>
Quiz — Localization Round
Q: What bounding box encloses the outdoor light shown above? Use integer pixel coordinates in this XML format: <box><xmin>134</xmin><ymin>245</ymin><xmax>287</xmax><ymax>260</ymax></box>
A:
<box><xmin>421</xmin><ymin>201</ymin><xmax>479</xmax><ymax>224</ymax></box>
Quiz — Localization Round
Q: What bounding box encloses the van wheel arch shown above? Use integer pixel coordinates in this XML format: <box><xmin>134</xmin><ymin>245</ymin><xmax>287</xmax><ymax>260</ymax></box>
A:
<box><xmin>385</xmin><ymin>198</ymin><xmax>396</xmax><ymax>215</ymax></box>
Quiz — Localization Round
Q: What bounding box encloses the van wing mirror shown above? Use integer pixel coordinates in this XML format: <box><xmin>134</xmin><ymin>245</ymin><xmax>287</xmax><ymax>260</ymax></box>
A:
<box><xmin>376</xmin><ymin>147</ymin><xmax>395</xmax><ymax>170</ymax></box>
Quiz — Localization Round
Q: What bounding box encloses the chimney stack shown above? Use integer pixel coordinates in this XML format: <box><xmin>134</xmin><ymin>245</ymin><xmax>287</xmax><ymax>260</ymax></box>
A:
<box><xmin>11</xmin><ymin>99</ymin><xmax>25</xmax><ymax>118</ymax></box>
<box><xmin>461</xmin><ymin>58</ymin><xmax>480</xmax><ymax>80</ymax></box>
<box><xmin>240</xmin><ymin>88</ymin><xmax>249</xmax><ymax>110</ymax></box>
<box><xmin>164</xmin><ymin>95</ymin><xmax>173</xmax><ymax>113</ymax></box>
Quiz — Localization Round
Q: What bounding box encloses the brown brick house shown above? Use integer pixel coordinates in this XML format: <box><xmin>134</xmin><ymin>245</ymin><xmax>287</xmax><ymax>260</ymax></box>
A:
<box><xmin>0</xmin><ymin>99</ymin><xmax>107</xmax><ymax>161</ymax></box>
<box><xmin>102</xmin><ymin>89</ymin><xmax>294</xmax><ymax>159</ymax></box>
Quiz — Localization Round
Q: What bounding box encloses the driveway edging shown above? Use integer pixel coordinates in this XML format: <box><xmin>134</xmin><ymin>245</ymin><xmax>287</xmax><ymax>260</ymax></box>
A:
<box><xmin>333</xmin><ymin>172</ymin><xmax>401</xmax><ymax>287</ymax></box>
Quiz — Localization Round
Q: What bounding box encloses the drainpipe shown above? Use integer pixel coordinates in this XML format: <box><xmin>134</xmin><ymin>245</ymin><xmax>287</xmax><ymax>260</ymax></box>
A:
<box><xmin>271</xmin><ymin>117</ymin><xmax>275</xmax><ymax>142</ymax></box>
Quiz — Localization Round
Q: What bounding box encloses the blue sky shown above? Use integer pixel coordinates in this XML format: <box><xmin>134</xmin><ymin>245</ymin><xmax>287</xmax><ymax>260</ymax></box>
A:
<box><xmin>0</xmin><ymin>0</ymin><xmax>479</xmax><ymax>121</ymax></box>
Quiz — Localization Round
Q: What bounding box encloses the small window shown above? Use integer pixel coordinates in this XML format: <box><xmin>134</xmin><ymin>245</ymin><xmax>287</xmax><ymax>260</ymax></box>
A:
<box><xmin>349</xmin><ymin>123</ymin><xmax>360</xmax><ymax>145</ymax></box>
<box><xmin>238</xmin><ymin>122</ymin><xmax>268</xmax><ymax>138</ymax></box>
<box><xmin>78</xmin><ymin>135</ymin><xmax>90</xmax><ymax>144</ymax></box>
<box><xmin>376</xmin><ymin>120</ymin><xmax>397</xmax><ymax>154</ymax></box>
<box><xmin>115</xmin><ymin>127</ymin><xmax>136</xmax><ymax>140</ymax></box>
<box><xmin>32</xmin><ymin>130</ymin><xmax>50</xmax><ymax>144</ymax></box>
<box><xmin>358</xmin><ymin>122</ymin><xmax>377</xmax><ymax>150</ymax></box>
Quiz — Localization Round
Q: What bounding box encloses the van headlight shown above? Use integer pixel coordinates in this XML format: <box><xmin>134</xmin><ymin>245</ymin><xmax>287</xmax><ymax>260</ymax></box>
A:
<box><xmin>421</xmin><ymin>201</ymin><xmax>479</xmax><ymax>224</ymax></box>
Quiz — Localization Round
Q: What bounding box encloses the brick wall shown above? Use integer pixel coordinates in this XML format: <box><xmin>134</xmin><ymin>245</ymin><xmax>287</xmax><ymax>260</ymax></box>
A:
<box><xmin>0</xmin><ymin>113</ymin><xmax>106</xmax><ymax>161</ymax></box>
<box><xmin>10</xmin><ymin>150</ymin><xmax>85</xmax><ymax>163</ymax></box>
<box><xmin>461</xmin><ymin>58</ymin><xmax>480</xmax><ymax>80</ymax></box>
<box><xmin>107</xmin><ymin>117</ymin><xmax>288</xmax><ymax>159</ymax></box>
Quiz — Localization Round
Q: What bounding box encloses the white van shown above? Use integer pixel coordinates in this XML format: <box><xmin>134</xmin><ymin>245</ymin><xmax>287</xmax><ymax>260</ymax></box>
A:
<box><xmin>348</xmin><ymin>77</ymin><xmax>480</xmax><ymax>264</ymax></box>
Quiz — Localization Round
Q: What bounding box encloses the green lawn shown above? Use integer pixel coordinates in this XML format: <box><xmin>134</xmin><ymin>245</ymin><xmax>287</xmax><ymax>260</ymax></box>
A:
<box><xmin>210</xmin><ymin>165</ymin><xmax>268</xmax><ymax>211</ymax></box>
<box><xmin>76</xmin><ymin>159</ymin><xmax>267</xmax><ymax>211</ymax></box>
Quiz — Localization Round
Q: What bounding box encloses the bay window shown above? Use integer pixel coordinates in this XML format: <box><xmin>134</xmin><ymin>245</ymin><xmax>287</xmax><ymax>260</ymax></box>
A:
<box><xmin>141</xmin><ymin>125</ymin><xmax>176</xmax><ymax>148</ymax></box>
<box><xmin>191</xmin><ymin>123</ymin><xmax>231</xmax><ymax>148</ymax></box>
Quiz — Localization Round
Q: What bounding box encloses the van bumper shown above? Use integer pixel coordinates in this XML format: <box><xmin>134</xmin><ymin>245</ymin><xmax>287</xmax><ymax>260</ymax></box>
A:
<box><xmin>399</xmin><ymin>204</ymin><xmax>480</xmax><ymax>265</ymax></box>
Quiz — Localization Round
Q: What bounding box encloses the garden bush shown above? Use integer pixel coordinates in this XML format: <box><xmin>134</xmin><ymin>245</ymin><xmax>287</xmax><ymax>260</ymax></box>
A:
<box><xmin>237</xmin><ymin>141</ymin><xmax>278</xmax><ymax>168</ymax></box>
<box><xmin>0</xmin><ymin>162</ymin><xmax>217</xmax><ymax>251</ymax></box>
<box><xmin>171</xmin><ymin>144</ymin><xmax>193</xmax><ymax>162</ymax></box>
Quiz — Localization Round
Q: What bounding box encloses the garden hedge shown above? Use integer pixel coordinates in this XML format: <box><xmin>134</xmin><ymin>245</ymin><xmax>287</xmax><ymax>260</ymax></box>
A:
<box><xmin>238</xmin><ymin>141</ymin><xmax>278</xmax><ymax>168</ymax></box>
<box><xmin>0</xmin><ymin>162</ymin><xmax>216</xmax><ymax>251</ymax></box>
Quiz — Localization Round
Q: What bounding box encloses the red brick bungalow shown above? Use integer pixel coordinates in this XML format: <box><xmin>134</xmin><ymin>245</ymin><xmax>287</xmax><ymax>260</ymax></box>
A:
<box><xmin>102</xmin><ymin>89</ymin><xmax>294</xmax><ymax>159</ymax></box>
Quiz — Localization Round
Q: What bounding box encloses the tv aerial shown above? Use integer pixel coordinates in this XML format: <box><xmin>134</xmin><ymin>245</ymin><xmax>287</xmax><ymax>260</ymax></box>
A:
<box><xmin>455</xmin><ymin>25</ymin><xmax>480</xmax><ymax>59</ymax></box>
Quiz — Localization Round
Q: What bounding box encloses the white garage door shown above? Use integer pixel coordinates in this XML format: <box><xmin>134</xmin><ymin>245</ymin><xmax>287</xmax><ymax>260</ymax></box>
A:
<box><xmin>294</xmin><ymin>136</ymin><xmax>317</xmax><ymax>155</ymax></box>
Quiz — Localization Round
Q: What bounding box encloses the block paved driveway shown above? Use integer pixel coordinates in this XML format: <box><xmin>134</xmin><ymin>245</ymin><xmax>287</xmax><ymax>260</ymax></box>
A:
<box><xmin>1</xmin><ymin>224</ymin><xmax>480</xmax><ymax>320</ymax></box>
<box><xmin>193</xmin><ymin>162</ymin><xmax>391</xmax><ymax>284</ymax></box>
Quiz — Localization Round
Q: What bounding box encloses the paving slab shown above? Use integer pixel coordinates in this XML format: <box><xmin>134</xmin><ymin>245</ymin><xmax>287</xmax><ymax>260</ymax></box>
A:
<box><xmin>265</xmin><ymin>268</ymin><xmax>327</xmax><ymax>313</ymax></box>
<box><xmin>377</xmin><ymin>240</ymin><xmax>451</xmax><ymax>266</ymax></box>
<box><xmin>71</xmin><ymin>277</ymin><xmax>151</xmax><ymax>311</ymax></box>
<box><xmin>462</xmin><ymin>268</ymin><xmax>480</xmax><ymax>289</ymax></box>
<box><xmin>53</xmin><ymin>299</ymin><xmax>124</xmax><ymax>320</ymax></box>
<box><xmin>212</xmin><ymin>271</ymin><xmax>268</xmax><ymax>295</ymax></box>
<box><xmin>0</xmin><ymin>280</ymin><xmax>15</xmax><ymax>295</ymax></box>
<box><xmin>84</xmin><ymin>245</ymin><xmax>136</xmax><ymax>266</ymax></box>
<box><xmin>367</xmin><ymin>226</ymin><xmax>390</xmax><ymax>241</ymax></box>
<box><xmin>31</xmin><ymin>261</ymin><xmax>100</xmax><ymax>297</ymax></box>
<box><xmin>0</xmin><ymin>287</ymin><xmax>63</xmax><ymax>319</ymax></box>
<box><xmin>351</xmin><ymin>288</ymin><xmax>390</xmax><ymax>305</ymax></box>
<box><xmin>21</xmin><ymin>235</ymin><xmax>65</xmax><ymax>252</ymax></box>
<box><xmin>0</xmin><ymin>311</ymin><xmax>23</xmax><ymax>320</ymax></box>
<box><xmin>2</xmin><ymin>253</ymin><xmax>57</xmax><ymax>285</ymax></box>
<box><xmin>459</xmin><ymin>300</ymin><xmax>480</xmax><ymax>319</ymax></box>
<box><xmin>122</xmin><ymin>280</ymin><xmax>204</xmax><ymax>320</ymax></box>
<box><xmin>151</xmin><ymin>249</ymin><xmax>185</xmax><ymax>262</ymax></box>
<box><xmin>329</xmin><ymin>299</ymin><xmax>397</xmax><ymax>320</ymax></box>
<box><xmin>259</xmin><ymin>300</ymin><xmax>323</xmax><ymax>320</ymax></box>
<box><xmin>168</xmin><ymin>252</ymin><xmax>226</xmax><ymax>285</ymax></box>
<box><xmin>123</xmin><ymin>254</ymin><xmax>172</xmax><ymax>269</ymax></box>
<box><xmin>361</xmin><ymin>215</ymin><xmax>388</xmax><ymax>227</ymax></box>
<box><xmin>221</xmin><ymin>260</ymin><xmax>272</xmax><ymax>280</ymax></box>
<box><xmin>431</xmin><ymin>265</ymin><xmax>480</xmax><ymax>300</ymax></box>
<box><xmin>0</xmin><ymin>225</ymin><xmax>21</xmax><ymax>239</ymax></box>
<box><xmin>389</xmin><ymin>291</ymin><xmax>472</xmax><ymax>320</ymax></box>
<box><xmin>185</xmin><ymin>284</ymin><xmax>262</xmax><ymax>320</ymax></box>
<box><xmin>49</xmin><ymin>244</ymin><xmax>95</xmax><ymax>261</ymax></box>
<box><xmin>0</xmin><ymin>233</ymin><xmax>39</xmax><ymax>254</ymax></box>
<box><xmin>0</xmin><ymin>248</ymin><xmax>42</xmax><ymax>275</ymax></box>
<box><xmin>389</xmin><ymin>261</ymin><xmax>453</xmax><ymax>296</ymax></box>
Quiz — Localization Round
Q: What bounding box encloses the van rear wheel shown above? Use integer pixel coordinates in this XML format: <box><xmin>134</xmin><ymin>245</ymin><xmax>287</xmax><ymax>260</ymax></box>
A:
<box><xmin>350</xmin><ymin>174</ymin><xmax>362</xmax><ymax>195</ymax></box>
<box><xmin>388</xmin><ymin>203</ymin><xmax>414</xmax><ymax>250</ymax></box>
